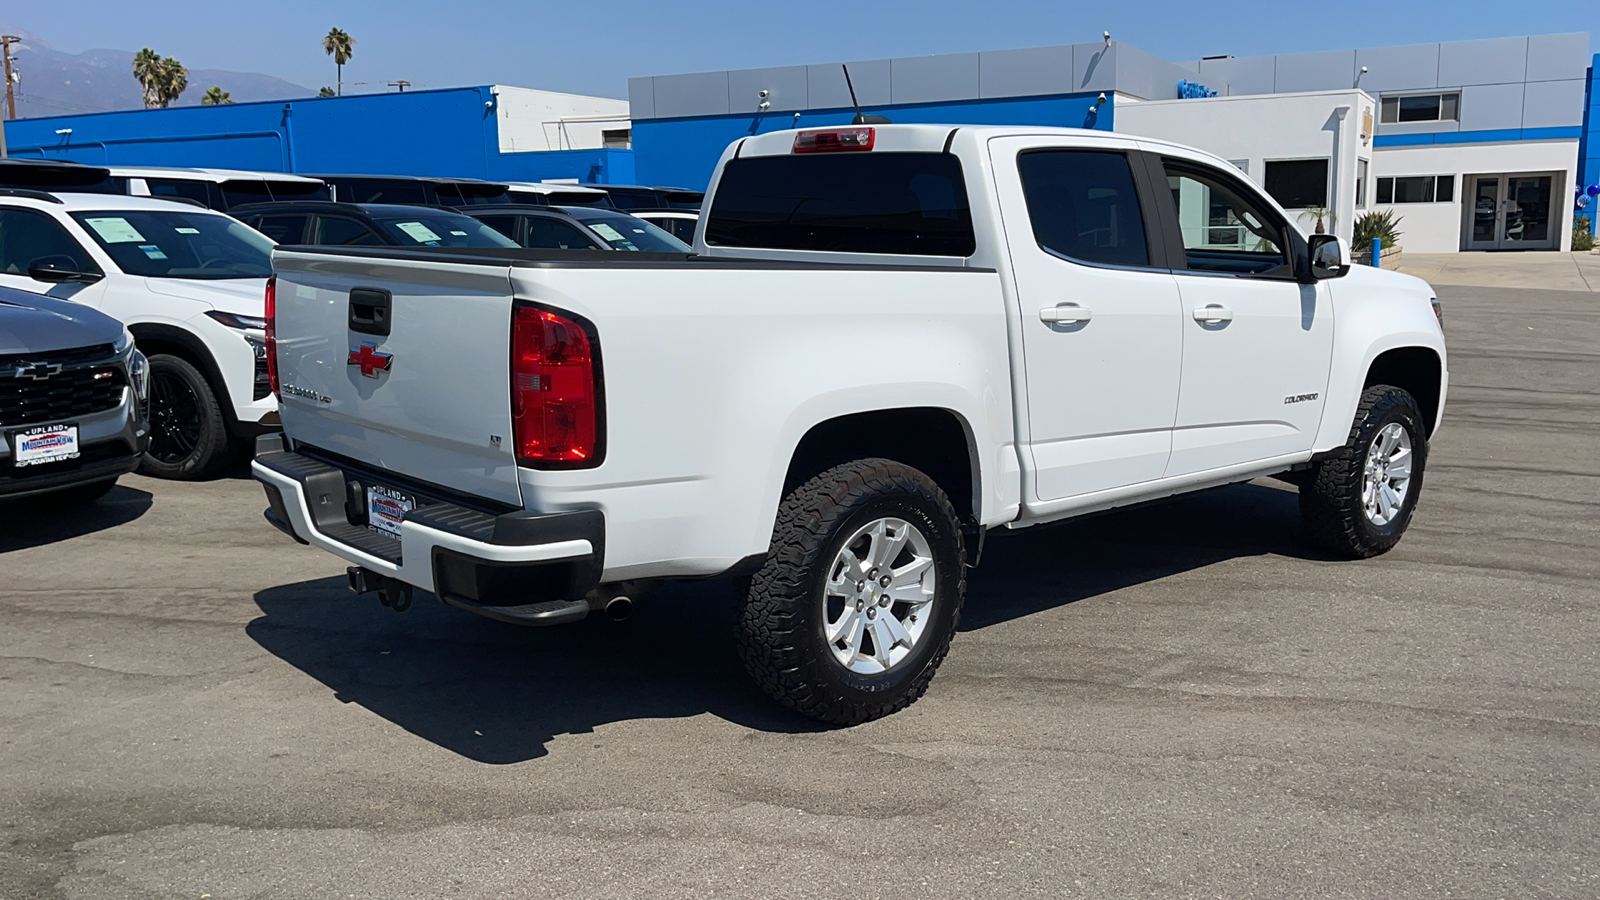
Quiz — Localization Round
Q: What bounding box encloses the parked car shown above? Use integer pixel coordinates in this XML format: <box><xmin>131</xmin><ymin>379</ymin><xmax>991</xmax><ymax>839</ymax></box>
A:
<box><xmin>589</xmin><ymin>184</ymin><xmax>703</xmax><ymax>211</ymax></box>
<box><xmin>230</xmin><ymin>202</ymin><xmax>520</xmax><ymax>249</ymax></box>
<box><xmin>0</xmin><ymin>160</ymin><xmax>121</xmax><ymax>193</ymax></box>
<box><xmin>500</xmin><ymin>182</ymin><xmax>616</xmax><ymax>208</ymax></box>
<box><xmin>0</xmin><ymin>283</ymin><xmax>149</xmax><ymax>503</ymax></box>
<box><xmin>0</xmin><ymin>189</ymin><xmax>276</xmax><ymax>479</ymax></box>
<box><xmin>111</xmin><ymin>167</ymin><xmax>330</xmax><ymax>211</ymax></box>
<box><xmin>464</xmin><ymin>205</ymin><xmax>690</xmax><ymax>252</ymax></box>
<box><xmin>633</xmin><ymin>210</ymin><xmax>699</xmax><ymax>244</ymax></box>
<box><xmin>309</xmin><ymin>174</ymin><xmax>512</xmax><ymax>208</ymax></box>
<box><xmin>254</xmin><ymin>124</ymin><xmax>1447</xmax><ymax>725</ymax></box>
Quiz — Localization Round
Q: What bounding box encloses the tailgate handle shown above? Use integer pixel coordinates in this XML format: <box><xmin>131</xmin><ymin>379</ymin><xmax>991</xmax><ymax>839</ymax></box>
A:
<box><xmin>348</xmin><ymin>288</ymin><xmax>392</xmax><ymax>337</ymax></box>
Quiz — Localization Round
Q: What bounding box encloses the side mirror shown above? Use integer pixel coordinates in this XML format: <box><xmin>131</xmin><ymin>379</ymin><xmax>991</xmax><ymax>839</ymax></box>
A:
<box><xmin>28</xmin><ymin>255</ymin><xmax>103</xmax><ymax>284</ymax></box>
<box><xmin>1307</xmin><ymin>234</ymin><xmax>1351</xmax><ymax>279</ymax></box>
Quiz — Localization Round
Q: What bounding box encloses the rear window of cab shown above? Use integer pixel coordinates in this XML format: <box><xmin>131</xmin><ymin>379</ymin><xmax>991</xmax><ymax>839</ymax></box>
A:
<box><xmin>704</xmin><ymin>153</ymin><xmax>976</xmax><ymax>257</ymax></box>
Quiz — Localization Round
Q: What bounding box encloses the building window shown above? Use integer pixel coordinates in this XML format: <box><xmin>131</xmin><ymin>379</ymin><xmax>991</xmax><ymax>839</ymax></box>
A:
<box><xmin>1376</xmin><ymin>175</ymin><xmax>1455</xmax><ymax>204</ymax></box>
<box><xmin>1379</xmin><ymin>92</ymin><xmax>1460</xmax><ymax>124</ymax></box>
<box><xmin>601</xmin><ymin>128</ymin><xmax>632</xmax><ymax>149</ymax></box>
<box><xmin>1227</xmin><ymin>159</ymin><xmax>1249</xmax><ymax>175</ymax></box>
<box><xmin>1356</xmin><ymin>159</ymin><xmax>1369</xmax><ymax>208</ymax></box>
<box><xmin>1263</xmin><ymin>158</ymin><xmax>1329</xmax><ymax>209</ymax></box>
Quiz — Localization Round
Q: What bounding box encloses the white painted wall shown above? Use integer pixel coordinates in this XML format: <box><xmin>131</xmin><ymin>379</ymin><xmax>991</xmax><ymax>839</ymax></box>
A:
<box><xmin>1369</xmin><ymin>140</ymin><xmax>1578</xmax><ymax>252</ymax></box>
<box><xmin>1115</xmin><ymin>90</ymin><xmax>1376</xmax><ymax>244</ymax></box>
<box><xmin>492</xmin><ymin>86</ymin><xmax>631</xmax><ymax>152</ymax></box>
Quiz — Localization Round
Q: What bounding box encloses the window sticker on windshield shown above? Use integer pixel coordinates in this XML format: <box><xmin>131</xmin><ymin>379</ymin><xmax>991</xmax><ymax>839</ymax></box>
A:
<box><xmin>395</xmin><ymin>221</ymin><xmax>442</xmax><ymax>243</ymax></box>
<box><xmin>589</xmin><ymin>223</ymin><xmax>626</xmax><ymax>242</ymax></box>
<box><xmin>138</xmin><ymin>244</ymin><xmax>169</xmax><ymax>260</ymax></box>
<box><xmin>84</xmin><ymin>217</ymin><xmax>147</xmax><ymax>243</ymax></box>
<box><xmin>174</xmin><ymin>227</ymin><xmax>200</xmax><ymax>234</ymax></box>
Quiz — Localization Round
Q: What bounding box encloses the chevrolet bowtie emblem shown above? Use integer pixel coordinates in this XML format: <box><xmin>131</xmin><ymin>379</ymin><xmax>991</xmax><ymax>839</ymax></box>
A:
<box><xmin>14</xmin><ymin>361</ymin><xmax>63</xmax><ymax>381</ymax></box>
<box><xmin>347</xmin><ymin>343</ymin><xmax>394</xmax><ymax>378</ymax></box>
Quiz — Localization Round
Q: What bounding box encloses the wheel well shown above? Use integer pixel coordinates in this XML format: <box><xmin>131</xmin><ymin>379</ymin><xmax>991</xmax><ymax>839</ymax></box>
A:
<box><xmin>783</xmin><ymin>408</ymin><xmax>978</xmax><ymax>524</ymax></box>
<box><xmin>1366</xmin><ymin>347</ymin><xmax>1442</xmax><ymax>437</ymax></box>
<box><xmin>126</xmin><ymin>324</ymin><xmax>237</xmax><ymax>426</ymax></box>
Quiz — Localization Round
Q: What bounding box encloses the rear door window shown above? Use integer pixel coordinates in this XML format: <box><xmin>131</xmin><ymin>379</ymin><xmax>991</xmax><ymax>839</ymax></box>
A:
<box><xmin>521</xmin><ymin>218</ymin><xmax>603</xmax><ymax>250</ymax></box>
<box><xmin>250</xmin><ymin>214</ymin><xmax>311</xmax><ymax>244</ymax></box>
<box><xmin>313</xmin><ymin>216</ymin><xmax>385</xmax><ymax>246</ymax></box>
<box><xmin>1016</xmin><ymin>150</ymin><xmax>1150</xmax><ymax>268</ymax></box>
<box><xmin>705</xmin><ymin>153</ymin><xmax>975</xmax><ymax>256</ymax></box>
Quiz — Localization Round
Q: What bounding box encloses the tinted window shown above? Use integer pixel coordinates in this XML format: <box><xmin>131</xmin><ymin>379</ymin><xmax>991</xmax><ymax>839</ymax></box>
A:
<box><xmin>501</xmin><ymin>191</ymin><xmax>552</xmax><ymax>206</ymax></box>
<box><xmin>370</xmin><ymin>213</ymin><xmax>520</xmax><ymax>248</ymax></box>
<box><xmin>651</xmin><ymin>217</ymin><xmax>697</xmax><ymax>243</ymax></box>
<box><xmin>1263</xmin><ymin>159</ymin><xmax>1329</xmax><ymax>209</ymax></box>
<box><xmin>705</xmin><ymin>153</ymin><xmax>976</xmax><ymax>257</ymax></box>
<box><xmin>432</xmin><ymin>184</ymin><xmax>466</xmax><ymax>206</ymax></box>
<box><xmin>474</xmin><ymin>215</ymin><xmax>521</xmax><ymax>242</ymax></box>
<box><xmin>662</xmin><ymin>190</ymin><xmax>704</xmax><ymax>210</ymax></box>
<box><xmin>145</xmin><ymin>178</ymin><xmax>216</xmax><ymax>208</ymax></box>
<box><xmin>217</xmin><ymin>181</ymin><xmax>276</xmax><ymax>208</ymax></box>
<box><xmin>603</xmin><ymin>188</ymin><xmax>659</xmax><ymax>211</ymax></box>
<box><xmin>314</xmin><ymin>216</ymin><xmax>384</xmax><ymax>246</ymax></box>
<box><xmin>545</xmin><ymin>191</ymin><xmax>612</xmax><ymax>208</ymax></box>
<box><xmin>521</xmin><ymin>218</ymin><xmax>602</xmax><ymax>250</ymax></box>
<box><xmin>0</xmin><ymin>208</ymin><xmax>101</xmax><ymax>277</ymax></box>
<box><xmin>71</xmin><ymin>210</ymin><xmax>273</xmax><ymax>279</ymax></box>
<box><xmin>1165</xmin><ymin>163</ymin><xmax>1291</xmax><ymax>277</ymax></box>
<box><xmin>1017</xmin><ymin>150</ymin><xmax>1149</xmax><ymax>267</ymax></box>
<box><xmin>250</xmin><ymin>214</ymin><xmax>310</xmax><ymax>244</ymax></box>
<box><xmin>330</xmin><ymin>178</ymin><xmax>429</xmax><ymax>205</ymax></box>
<box><xmin>567</xmin><ymin>211</ymin><xmax>691</xmax><ymax>252</ymax></box>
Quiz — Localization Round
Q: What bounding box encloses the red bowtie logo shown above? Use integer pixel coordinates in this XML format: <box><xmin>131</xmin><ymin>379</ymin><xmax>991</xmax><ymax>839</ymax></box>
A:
<box><xmin>347</xmin><ymin>343</ymin><xmax>394</xmax><ymax>378</ymax></box>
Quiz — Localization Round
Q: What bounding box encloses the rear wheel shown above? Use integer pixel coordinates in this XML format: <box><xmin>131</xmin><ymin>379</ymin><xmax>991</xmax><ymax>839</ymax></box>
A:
<box><xmin>1299</xmin><ymin>385</ymin><xmax>1429</xmax><ymax>558</ymax></box>
<box><xmin>738</xmin><ymin>459</ymin><xmax>966</xmax><ymax>725</ymax></box>
<box><xmin>138</xmin><ymin>354</ymin><xmax>232</xmax><ymax>480</ymax></box>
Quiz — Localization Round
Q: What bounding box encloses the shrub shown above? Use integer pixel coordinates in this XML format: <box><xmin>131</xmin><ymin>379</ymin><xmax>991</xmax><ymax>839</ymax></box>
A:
<box><xmin>1352</xmin><ymin>210</ymin><xmax>1402</xmax><ymax>253</ymax></box>
<box><xmin>1574</xmin><ymin>215</ymin><xmax>1596</xmax><ymax>252</ymax></box>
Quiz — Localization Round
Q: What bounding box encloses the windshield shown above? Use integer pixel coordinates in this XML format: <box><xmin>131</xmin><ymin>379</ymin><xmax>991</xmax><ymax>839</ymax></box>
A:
<box><xmin>71</xmin><ymin>210</ymin><xmax>274</xmax><ymax>279</ymax></box>
<box><xmin>567</xmin><ymin>210</ymin><xmax>691</xmax><ymax>252</ymax></box>
<box><xmin>371</xmin><ymin>213</ymin><xmax>520</xmax><ymax>248</ymax></box>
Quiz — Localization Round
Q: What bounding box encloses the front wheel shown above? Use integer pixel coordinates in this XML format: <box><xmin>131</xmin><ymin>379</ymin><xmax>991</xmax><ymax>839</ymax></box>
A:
<box><xmin>1300</xmin><ymin>385</ymin><xmax>1429</xmax><ymax>558</ymax></box>
<box><xmin>138</xmin><ymin>354</ymin><xmax>233</xmax><ymax>480</ymax></box>
<box><xmin>738</xmin><ymin>459</ymin><xmax>967</xmax><ymax>725</ymax></box>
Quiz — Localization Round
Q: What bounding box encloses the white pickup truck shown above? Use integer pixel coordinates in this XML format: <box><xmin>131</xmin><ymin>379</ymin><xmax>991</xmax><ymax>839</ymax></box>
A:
<box><xmin>254</xmin><ymin>124</ymin><xmax>1447</xmax><ymax>724</ymax></box>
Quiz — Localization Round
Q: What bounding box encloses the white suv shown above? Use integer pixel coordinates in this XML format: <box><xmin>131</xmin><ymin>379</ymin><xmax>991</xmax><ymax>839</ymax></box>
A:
<box><xmin>0</xmin><ymin>189</ymin><xmax>275</xmax><ymax>478</ymax></box>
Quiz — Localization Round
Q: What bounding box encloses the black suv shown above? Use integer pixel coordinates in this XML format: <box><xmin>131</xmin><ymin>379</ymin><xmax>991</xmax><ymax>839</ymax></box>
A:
<box><xmin>463</xmin><ymin>205</ymin><xmax>691</xmax><ymax>252</ymax></box>
<box><xmin>230</xmin><ymin>202</ymin><xmax>519</xmax><ymax>249</ymax></box>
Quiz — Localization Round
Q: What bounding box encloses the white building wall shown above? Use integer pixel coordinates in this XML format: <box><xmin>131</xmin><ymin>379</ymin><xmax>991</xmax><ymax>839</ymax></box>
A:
<box><xmin>1368</xmin><ymin>141</ymin><xmax>1578</xmax><ymax>252</ymax></box>
<box><xmin>1114</xmin><ymin>90</ymin><xmax>1376</xmax><ymax>244</ymax></box>
<box><xmin>492</xmin><ymin>86</ymin><xmax>631</xmax><ymax>152</ymax></box>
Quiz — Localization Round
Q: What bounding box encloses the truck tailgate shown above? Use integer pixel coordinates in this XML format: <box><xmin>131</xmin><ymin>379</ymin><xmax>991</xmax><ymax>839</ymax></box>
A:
<box><xmin>270</xmin><ymin>250</ymin><xmax>522</xmax><ymax>508</ymax></box>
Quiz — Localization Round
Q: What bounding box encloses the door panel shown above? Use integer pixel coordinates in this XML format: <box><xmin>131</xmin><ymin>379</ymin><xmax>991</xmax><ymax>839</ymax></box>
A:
<box><xmin>989</xmin><ymin>137</ymin><xmax>1184</xmax><ymax>503</ymax></box>
<box><xmin>1159</xmin><ymin>162</ymin><xmax>1334</xmax><ymax>476</ymax></box>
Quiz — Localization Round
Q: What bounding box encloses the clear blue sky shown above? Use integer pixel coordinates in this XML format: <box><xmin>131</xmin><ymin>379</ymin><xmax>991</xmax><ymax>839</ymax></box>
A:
<box><xmin>4</xmin><ymin>0</ymin><xmax>1595</xmax><ymax>99</ymax></box>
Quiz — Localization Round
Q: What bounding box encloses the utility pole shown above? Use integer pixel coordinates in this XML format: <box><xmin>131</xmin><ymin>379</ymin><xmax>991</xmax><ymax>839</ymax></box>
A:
<box><xmin>1</xmin><ymin>34</ymin><xmax>19</xmax><ymax>158</ymax></box>
<box><xmin>387</xmin><ymin>80</ymin><xmax>410</xmax><ymax>92</ymax></box>
<box><xmin>2</xmin><ymin>35</ymin><xmax>19</xmax><ymax>120</ymax></box>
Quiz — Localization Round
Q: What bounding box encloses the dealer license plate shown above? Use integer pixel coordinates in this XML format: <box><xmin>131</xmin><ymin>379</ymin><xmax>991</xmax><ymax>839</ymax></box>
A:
<box><xmin>11</xmin><ymin>424</ymin><xmax>80</xmax><ymax>467</ymax></box>
<box><xmin>365</xmin><ymin>483</ymin><xmax>416</xmax><ymax>540</ymax></box>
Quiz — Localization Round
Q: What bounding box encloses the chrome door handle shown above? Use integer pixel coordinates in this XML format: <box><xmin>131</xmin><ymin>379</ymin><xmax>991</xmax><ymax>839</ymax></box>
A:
<box><xmin>1040</xmin><ymin>304</ymin><xmax>1092</xmax><ymax>324</ymax></box>
<box><xmin>1193</xmin><ymin>305</ymin><xmax>1234</xmax><ymax>324</ymax></box>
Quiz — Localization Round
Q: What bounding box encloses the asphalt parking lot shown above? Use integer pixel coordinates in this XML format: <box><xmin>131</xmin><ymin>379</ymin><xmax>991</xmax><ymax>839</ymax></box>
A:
<box><xmin>2</xmin><ymin>283</ymin><xmax>1596</xmax><ymax>899</ymax></box>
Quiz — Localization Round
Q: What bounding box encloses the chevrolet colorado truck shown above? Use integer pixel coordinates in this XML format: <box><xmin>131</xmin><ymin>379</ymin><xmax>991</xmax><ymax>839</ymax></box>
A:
<box><xmin>254</xmin><ymin>125</ymin><xmax>1447</xmax><ymax>724</ymax></box>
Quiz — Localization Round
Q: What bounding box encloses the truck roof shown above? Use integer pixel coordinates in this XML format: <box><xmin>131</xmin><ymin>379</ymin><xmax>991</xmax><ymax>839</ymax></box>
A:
<box><xmin>734</xmin><ymin>123</ymin><xmax>1210</xmax><ymax>159</ymax></box>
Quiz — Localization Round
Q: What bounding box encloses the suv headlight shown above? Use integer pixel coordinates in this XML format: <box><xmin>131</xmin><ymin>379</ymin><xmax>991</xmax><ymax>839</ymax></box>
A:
<box><xmin>129</xmin><ymin>350</ymin><xmax>150</xmax><ymax>403</ymax></box>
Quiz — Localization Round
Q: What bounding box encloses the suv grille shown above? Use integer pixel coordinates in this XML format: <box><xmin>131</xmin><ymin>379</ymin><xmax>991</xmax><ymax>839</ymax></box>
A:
<box><xmin>0</xmin><ymin>345</ymin><xmax>126</xmax><ymax>428</ymax></box>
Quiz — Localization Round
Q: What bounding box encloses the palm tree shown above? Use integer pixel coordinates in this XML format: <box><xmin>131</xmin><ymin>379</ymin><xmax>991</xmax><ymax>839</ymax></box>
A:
<box><xmin>132</xmin><ymin>48</ymin><xmax>163</xmax><ymax>109</ymax></box>
<box><xmin>201</xmin><ymin>86</ymin><xmax>232</xmax><ymax>105</ymax></box>
<box><xmin>318</xmin><ymin>86</ymin><xmax>337</xmax><ymax>98</ymax></box>
<box><xmin>322</xmin><ymin>27</ymin><xmax>355</xmax><ymax>96</ymax></box>
<box><xmin>157</xmin><ymin>57</ymin><xmax>188</xmax><ymax>107</ymax></box>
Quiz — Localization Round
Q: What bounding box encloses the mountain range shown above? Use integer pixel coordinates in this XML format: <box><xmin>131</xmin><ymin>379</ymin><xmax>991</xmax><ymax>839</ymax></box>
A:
<box><xmin>0</xmin><ymin>23</ymin><xmax>316</xmax><ymax>118</ymax></box>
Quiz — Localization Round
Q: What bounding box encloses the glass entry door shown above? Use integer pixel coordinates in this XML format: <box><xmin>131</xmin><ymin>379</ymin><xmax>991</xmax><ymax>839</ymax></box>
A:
<box><xmin>1464</xmin><ymin>174</ymin><xmax>1557</xmax><ymax>250</ymax></box>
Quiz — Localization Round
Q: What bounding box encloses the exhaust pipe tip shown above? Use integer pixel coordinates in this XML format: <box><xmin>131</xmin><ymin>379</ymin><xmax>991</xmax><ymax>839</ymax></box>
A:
<box><xmin>603</xmin><ymin>595</ymin><xmax>633</xmax><ymax>622</ymax></box>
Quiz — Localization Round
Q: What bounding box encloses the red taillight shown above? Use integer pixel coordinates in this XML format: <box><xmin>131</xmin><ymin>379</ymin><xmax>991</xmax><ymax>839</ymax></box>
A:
<box><xmin>511</xmin><ymin>306</ymin><xmax>600</xmax><ymax>466</ymax></box>
<box><xmin>264</xmin><ymin>275</ymin><xmax>279</xmax><ymax>398</ymax></box>
<box><xmin>793</xmin><ymin>127</ymin><xmax>875</xmax><ymax>153</ymax></box>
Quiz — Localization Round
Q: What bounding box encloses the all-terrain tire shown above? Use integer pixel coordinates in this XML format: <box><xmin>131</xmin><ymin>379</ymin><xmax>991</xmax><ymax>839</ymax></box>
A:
<box><xmin>738</xmin><ymin>459</ymin><xmax>966</xmax><ymax>725</ymax></box>
<box><xmin>1300</xmin><ymin>384</ymin><xmax>1429</xmax><ymax>558</ymax></box>
<box><xmin>138</xmin><ymin>353</ymin><xmax>233</xmax><ymax>480</ymax></box>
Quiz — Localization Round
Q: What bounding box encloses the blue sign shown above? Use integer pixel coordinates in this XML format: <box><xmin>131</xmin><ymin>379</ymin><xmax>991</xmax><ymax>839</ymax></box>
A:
<box><xmin>1177</xmin><ymin>80</ymin><xmax>1218</xmax><ymax>99</ymax></box>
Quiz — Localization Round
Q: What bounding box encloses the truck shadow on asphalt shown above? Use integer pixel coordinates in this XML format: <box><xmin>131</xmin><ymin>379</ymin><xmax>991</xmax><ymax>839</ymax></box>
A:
<box><xmin>0</xmin><ymin>484</ymin><xmax>154</xmax><ymax>552</ymax></box>
<box><xmin>247</xmin><ymin>481</ymin><xmax>1325</xmax><ymax>764</ymax></box>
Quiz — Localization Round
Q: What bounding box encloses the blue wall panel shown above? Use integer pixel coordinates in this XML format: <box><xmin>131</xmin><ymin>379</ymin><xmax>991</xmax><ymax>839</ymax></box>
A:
<box><xmin>633</xmin><ymin>92</ymin><xmax>1108</xmax><ymax>190</ymax></box>
<box><xmin>0</xmin><ymin>86</ymin><xmax>631</xmax><ymax>185</ymax></box>
<box><xmin>1580</xmin><ymin>56</ymin><xmax>1600</xmax><ymax>234</ymax></box>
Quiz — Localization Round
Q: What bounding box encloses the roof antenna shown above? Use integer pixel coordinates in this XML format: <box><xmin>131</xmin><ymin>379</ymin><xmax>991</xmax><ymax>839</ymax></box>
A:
<box><xmin>842</xmin><ymin>65</ymin><xmax>891</xmax><ymax>125</ymax></box>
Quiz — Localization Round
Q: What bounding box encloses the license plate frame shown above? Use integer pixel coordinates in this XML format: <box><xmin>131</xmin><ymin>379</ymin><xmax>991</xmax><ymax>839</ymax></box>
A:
<box><xmin>365</xmin><ymin>483</ymin><xmax>416</xmax><ymax>540</ymax></box>
<box><xmin>10</xmin><ymin>423</ymin><xmax>81</xmax><ymax>468</ymax></box>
